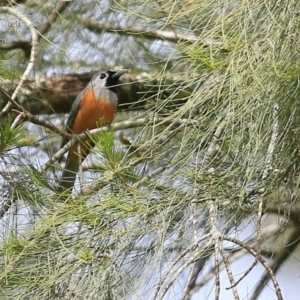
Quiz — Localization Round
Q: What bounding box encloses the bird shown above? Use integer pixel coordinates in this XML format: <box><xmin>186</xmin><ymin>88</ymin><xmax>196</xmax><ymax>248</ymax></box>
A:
<box><xmin>59</xmin><ymin>69</ymin><xmax>127</xmax><ymax>190</ymax></box>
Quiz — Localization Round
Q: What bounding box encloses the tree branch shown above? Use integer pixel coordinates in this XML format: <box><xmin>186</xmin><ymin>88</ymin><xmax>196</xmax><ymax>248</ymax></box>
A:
<box><xmin>250</xmin><ymin>226</ymin><xmax>300</xmax><ymax>300</ymax></box>
<box><xmin>0</xmin><ymin>6</ymin><xmax>38</xmax><ymax>116</ymax></box>
<box><xmin>36</xmin><ymin>1</ymin><xmax>69</xmax><ymax>42</ymax></box>
<box><xmin>43</xmin><ymin>117</ymin><xmax>197</xmax><ymax>171</ymax></box>
<box><xmin>256</xmin><ymin>103</ymin><xmax>279</xmax><ymax>260</ymax></box>
<box><xmin>223</xmin><ymin>235</ymin><xmax>283</xmax><ymax>300</ymax></box>
<box><xmin>0</xmin><ymin>1</ymin><xmax>70</xmax><ymax>56</ymax></box>
<box><xmin>188</xmin><ymin>224</ymin><xmax>278</xmax><ymax>297</ymax></box>
<box><xmin>79</xmin><ymin>18</ymin><xmax>198</xmax><ymax>44</ymax></box>
<box><xmin>152</xmin><ymin>236</ymin><xmax>212</xmax><ymax>300</ymax></box>
<box><xmin>0</xmin><ymin>0</ymin><xmax>25</xmax><ymax>5</ymax></box>
<box><xmin>0</xmin><ymin>72</ymin><xmax>154</xmax><ymax>117</ymax></box>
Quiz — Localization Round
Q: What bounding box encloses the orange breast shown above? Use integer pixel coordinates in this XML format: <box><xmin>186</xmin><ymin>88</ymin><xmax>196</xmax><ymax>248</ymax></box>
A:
<box><xmin>72</xmin><ymin>88</ymin><xmax>117</xmax><ymax>134</ymax></box>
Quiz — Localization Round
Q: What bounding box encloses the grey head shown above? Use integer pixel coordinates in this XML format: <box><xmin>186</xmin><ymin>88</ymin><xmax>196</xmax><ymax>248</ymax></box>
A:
<box><xmin>88</xmin><ymin>69</ymin><xmax>127</xmax><ymax>93</ymax></box>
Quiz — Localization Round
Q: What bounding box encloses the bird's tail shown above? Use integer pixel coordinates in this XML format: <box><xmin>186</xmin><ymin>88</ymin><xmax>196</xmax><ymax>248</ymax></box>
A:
<box><xmin>59</xmin><ymin>141</ymin><xmax>93</xmax><ymax>191</ymax></box>
<box><xmin>59</xmin><ymin>150</ymin><xmax>80</xmax><ymax>191</ymax></box>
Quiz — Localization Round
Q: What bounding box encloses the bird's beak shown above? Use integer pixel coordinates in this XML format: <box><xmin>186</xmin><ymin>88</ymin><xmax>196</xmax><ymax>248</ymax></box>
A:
<box><xmin>112</xmin><ymin>69</ymin><xmax>128</xmax><ymax>79</ymax></box>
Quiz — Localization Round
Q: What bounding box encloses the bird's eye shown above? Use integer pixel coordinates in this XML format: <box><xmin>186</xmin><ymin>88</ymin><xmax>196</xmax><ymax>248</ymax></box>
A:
<box><xmin>100</xmin><ymin>73</ymin><xmax>106</xmax><ymax>79</ymax></box>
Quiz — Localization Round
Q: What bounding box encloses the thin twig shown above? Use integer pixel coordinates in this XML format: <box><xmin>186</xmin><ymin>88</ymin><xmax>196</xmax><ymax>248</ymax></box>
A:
<box><xmin>75</xmin><ymin>163</ymin><xmax>167</xmax><ymax>199</ymax></box>
<box><xmin>36</xmin><ymin>1</ymin><xmax>70</xmax><ymax>42</ymax></box>
<box><xmin>222</xmin><ymin>252</ymin><xmax>240</xmax><ymax>300</ymax></box>
<box><xmin>223</xmin><ymin>235</ymin><xmax>283</xmax><ymax>300</ymax></box>
<box><xmin>256</xmin><ymin>104</ymin><xmax>279</xmax><ymax>261</ymax></box>
<box><xmin>77</xmin><ymin>143</ymin><xmax>83</xmax><ymax>192</ymax></box>
<box><xmin>10</xmin><ymin>113</ymin><xmax>24</xmax><ymax>130</ymax></box>
<box><xmin>80</xmin><ymin>18</ymin><xmax>199</xmax><ymax>44</ymax></box>
<box><xmin>209</xmin><ymin>201</ymin><xmax>221</xmax><ymax>300</ymax></box>
<box><xmin>44</xmin><ymin>117</ymin><xmax>162</xmax><ymax>171</ymax></box>
<box><xmin>155</xmin><ymin>240</ymin><xmax>214</xmax><ymax>300</ymax></box>
<box><xmin>190</xmin><ymin>248</ymin><xmax>247</xmax><ymax>295</ymax></box>
<box><xmin>11</xmin><ymin>109</ymin><xmax>70</xmax><ymax>139</ymax></box>
<box><xmin>226</xmin><ymin>259</ymin><xmax>257</xmax><ymax>290</ymax></box>
<box><xmin>5</xmin><ymin>106</ymin><xmax>70</xmax><ymax>162</ymax></box>
<box><xmin>250</xmin><ymin>226</ymin><xmax>300</xmax><ymax>300</ymax></box>
<box><xmin>133</xmin><ymin>165</ymin><xmax>167</xmax><ymax>188</ymax></box>
<box><xmin>188</xmin><ymin>223</ymin><xmax>278</xmax><ymax>295</ymax></box>
<box><xmin>151</xmin><ymin>234</ymin><xmax>212</xmax><ymax>300</ymax></box>
<box><xmin>201</xmin><ymin>111</ymin><xmax>232</xmax><ymax>299</ymax></box>
<box><xmin>0</xmin><ymin>7</ymin><xmax>38</xmax><ymax>116</ymax></box>
<box><xmin>43</xmin><ymin>117</ymin><xmax>196</xmax><ymax>170</ymax></box>
<box><xmin>183</xmin><ymin>203</ymin><xmax>198</xmax><ymax>300</ymax></box>
<box><xmin>0</xmin><ymin>1</ymin><xmax>70</xmax><ymax>53</ymax></box>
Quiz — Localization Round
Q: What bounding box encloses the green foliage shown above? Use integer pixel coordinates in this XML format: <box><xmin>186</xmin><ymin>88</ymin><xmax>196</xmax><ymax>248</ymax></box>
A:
<box><xmin>96</xmin><ymin>130</ymin><xmax>123</xmax><ymax>167</ymax></box>
<box><xmin>0</xmin><ymin>117</ymin><xmax>24</xmax><ymax>154</ymax></box>
<box><xmin>2</xmin><ymin>235</ymin><xmax>25</xmax><ymax>255</ymax></box>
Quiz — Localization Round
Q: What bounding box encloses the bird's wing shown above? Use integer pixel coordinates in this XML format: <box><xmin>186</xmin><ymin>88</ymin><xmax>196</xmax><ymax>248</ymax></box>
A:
<box><xmin>60</xmin><ymin>88</ymin><xmax>87</xmax><ymax>148</ymax></box>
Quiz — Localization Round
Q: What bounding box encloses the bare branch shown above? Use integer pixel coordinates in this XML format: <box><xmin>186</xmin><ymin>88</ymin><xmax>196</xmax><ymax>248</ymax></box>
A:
<box><xmin>188</xmin><ymin>224</ymin><xmax>278</xmax><ymax>296</ymax></box>
<box><xmin>79</xmin><ymin>18</ymin><xmax>198</xmax><ymax>44</ymax></box>
<box><xmin>189</xmin><ymin>248</ymin><xmax>248</xmax><ymax>296</ymax></box>
<box><xmin>199</xmin><ymin>111</ymin><xmax>233</xmax><ymax>299</ymax></box>
<box><xmin>11</xmin><ymin>109</ymin><xmax>70</xmax><ymax>139</ymax></box>
<box><xmin>0</xmin><ymin>1</ymin><xmax>70</xmax><ymax>54</ymax></box>
<box><xmin>0</xmin><ymin>0</ymin><xmax>25</xmax><ymax>5</ymax></box>
<box><xmin>43</xmin><ymin>116</ymin><xmax>162</xmax><ymax>171</ymax></box>
<box><xmin>0</xmin><ymin>6</ymin><xmax>38</xmax><ymax>116</ymax></box>
<box><xmin>36</xmin><ymin>1</ymin><xmax>70</xmax><ymax>42</ymax></box>
<box><xmin>43</xmin><ymin>116</ymin><xmax>197</xmax><ymax>171</ymax></box>
<box><xmin>209</xmin><ymin>201</ymin><xmax>221</xmax><ymax>300</ymax></box>
<box><xmin>0</xmin><ymin>40</ymin><xmax>32</xmax><ymax>56</ymax></box>
<box><xmin>256</xmin><ymin>104</ymin><xmax>279</xmax><ymax>259</ymax></box>
<box><xmin>223</xmin><ymin>235</ymin><xmax>283</xmax><ymax>300</ymax></box>
<box><xmin>133</xmin><ymin>165</ymin><xmax>167</xmax><ymax>188</ymax></box>
<box><xmin>221</xmin><ymin>252</ymin><xmax>240</xmax><ymax>300</ymax></box>
<box><xmin>152</xmin><ymin>236</ymin><xmax>212</xmax><ymax>300</ymax></box>
<box><xmin>2</xmin><ymin>87</ymin><xmax>70</xmax><ymax>138</ymax></box>
<box><xmin>183</xmin><ymin>203</ymin><xmax>198</xmax><ymax>300</ymax></box>
<box><xmin>250</xmin><ymin>226</ymin><xmax>300</xmax><ymax>300</ymax></box>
